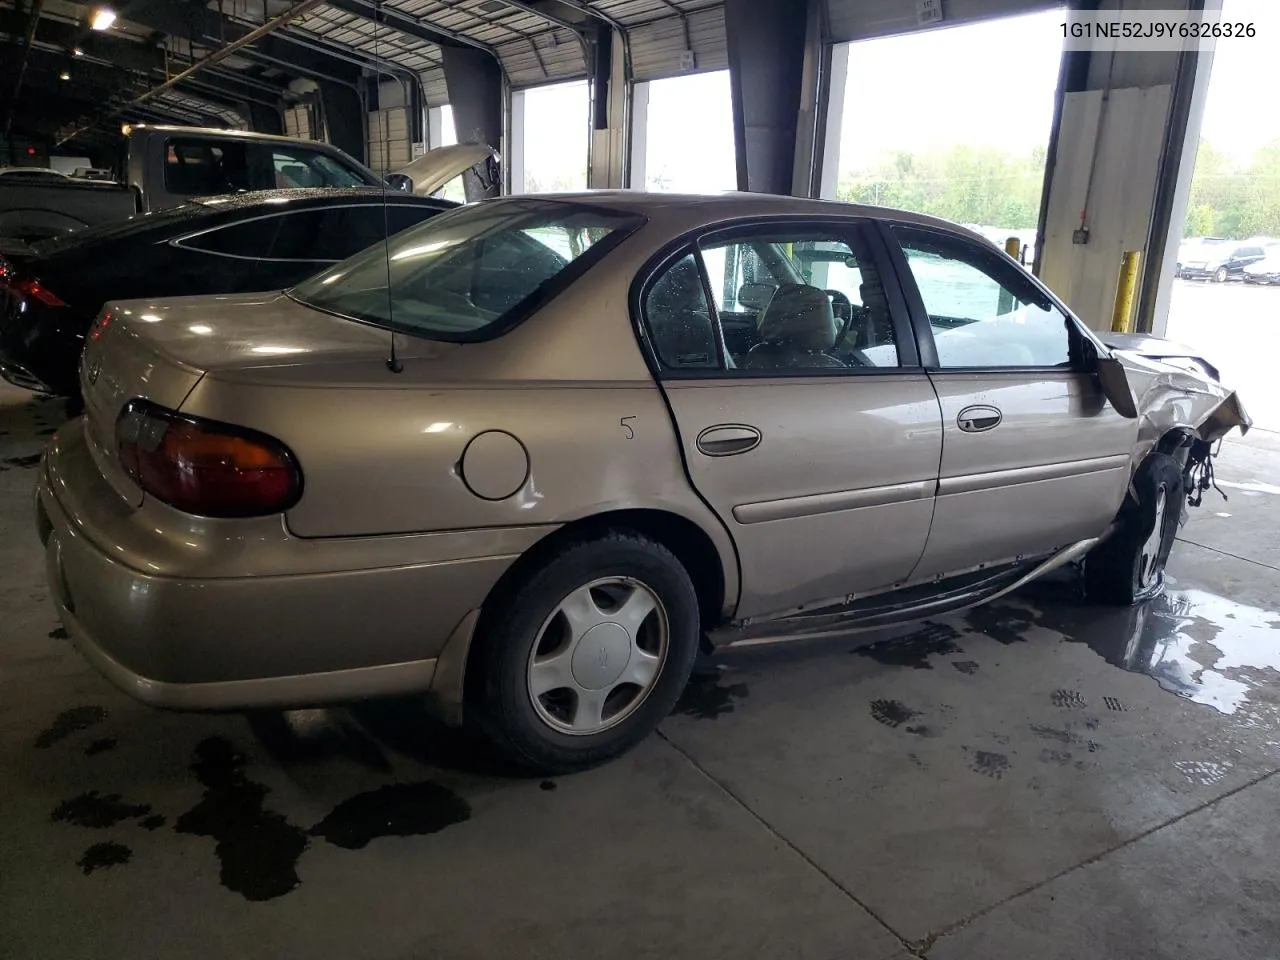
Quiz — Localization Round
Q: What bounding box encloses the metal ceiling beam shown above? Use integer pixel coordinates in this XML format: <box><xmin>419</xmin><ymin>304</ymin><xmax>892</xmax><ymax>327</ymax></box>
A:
<box><xmin>4</xmin><ymin>0</ymin><xmax>46</xmax><ymax>137</ymax></box>
<box><xmin>125</xmin><ymin>0</ymin><xmax>362</xmax><ymax>87</ymax></box>
<box><xmin>58</xmin><ymin>0</ymin><xmax>327</xmax><ymax>143</ymax></box>
<box><xmin>324</xmin><ymin>0</ymin><xmax>497</xmax><ymax>55</ymax></box>
<box><xmin>0</xmin><ymin>7</ymin><xmax>166</xmax><ymax>77</ymax></box>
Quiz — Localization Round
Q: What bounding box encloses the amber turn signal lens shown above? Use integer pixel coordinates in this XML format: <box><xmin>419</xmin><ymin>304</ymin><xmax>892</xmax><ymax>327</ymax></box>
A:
<box><xmin>116</xmin><ymin>399</ymin><xmax>302</xmax><ymax>517</ymax></box>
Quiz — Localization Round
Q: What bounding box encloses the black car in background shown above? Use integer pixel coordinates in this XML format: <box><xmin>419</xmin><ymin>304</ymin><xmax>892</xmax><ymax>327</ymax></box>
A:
<box><xmin>1178</xmin><ymin>240</ymin><xmax>1270</xmax><ymax>282</ymax></box>
<box><xmin>0</xmin><ymin>188</ymin><xmax>455</xmax><ymax>399</ymax></box>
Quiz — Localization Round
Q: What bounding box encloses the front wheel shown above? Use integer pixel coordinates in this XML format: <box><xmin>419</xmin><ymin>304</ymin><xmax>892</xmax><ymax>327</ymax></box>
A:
<box><xmin>468</xmin><ymin>531</ymin><xmax>701</xmax><ymax>773</ymax></box>
<box><xmin>1214</xmin><ymin>266</ymin><xmax>1229</xmax><ymax>283</ymax></box>
<box><xmin>1085</xmin><ymin>453</ymin><xmax>1183</xmax><ymax>605</ymax></box>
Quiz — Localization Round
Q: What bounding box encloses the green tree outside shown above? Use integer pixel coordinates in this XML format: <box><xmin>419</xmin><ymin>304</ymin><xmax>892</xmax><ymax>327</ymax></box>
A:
<box><xmin>835</xmin><ymin>138</ymin><xmax>1280</xmax><ymax>241</ymax></box>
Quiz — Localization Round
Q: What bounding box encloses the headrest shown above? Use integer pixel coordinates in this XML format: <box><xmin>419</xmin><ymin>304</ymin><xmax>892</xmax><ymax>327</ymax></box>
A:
<box><xmin>758</xmin><ymin>283</ymin><xmax>837</xmax><ymax>351</ymax></box>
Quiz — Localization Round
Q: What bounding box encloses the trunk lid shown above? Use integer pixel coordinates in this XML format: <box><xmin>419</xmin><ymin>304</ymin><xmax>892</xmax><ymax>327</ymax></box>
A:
<box><xmin>391</xmin><ymin>143</ymin><xmax>497</xmax><ymax>196</ymax></box>
<box><xmin>78</xmin><ymin>291</ymin><xmax>444</xmax><ymax>507</ymax></box>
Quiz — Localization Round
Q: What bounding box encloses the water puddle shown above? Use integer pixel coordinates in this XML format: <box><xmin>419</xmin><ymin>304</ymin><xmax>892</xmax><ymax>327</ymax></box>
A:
<box><xmin>1014</xmin><ymin>585</ymin><xmax>1280</xmax><ymax>717</ymax></box>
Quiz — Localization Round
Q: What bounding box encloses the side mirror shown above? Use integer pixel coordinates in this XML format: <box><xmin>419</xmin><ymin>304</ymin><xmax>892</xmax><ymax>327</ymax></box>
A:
<box><xmin>738</xmin><ymin>282</ymin><xmax>775</xmax><ymax>310</ymax></box>
<box><xmin>385</xmin><ymin>173</ymin><xmax>413</xmax><ymax>193</ymax></box>
<box><xmin>1096</xmin><ymin>356</ymin><xmax>1139</xmax><ymax>419</ymax></box>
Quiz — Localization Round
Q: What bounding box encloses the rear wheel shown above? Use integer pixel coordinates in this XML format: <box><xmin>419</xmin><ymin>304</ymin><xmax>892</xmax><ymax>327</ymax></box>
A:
<box><xmin>1085</xmin><ymin>453</ymin><xmax>1183</xmax><ymax>605</ymax></box>
<box><xmin>468</xmin><ymin>531</ymin><xmax>700</xmax><ymax>773</ymax></box>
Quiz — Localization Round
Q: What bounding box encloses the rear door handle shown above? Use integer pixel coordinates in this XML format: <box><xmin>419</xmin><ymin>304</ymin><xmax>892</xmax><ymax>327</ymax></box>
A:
<box><xmin>696</xmin><ymin>424</ymin><xmax>762</xmax><ymax>457</ymax></box>
<box><xmin>957</xmin><ymin>405</ymin><xmax>1002</xmax><ymax>433</ymax></box>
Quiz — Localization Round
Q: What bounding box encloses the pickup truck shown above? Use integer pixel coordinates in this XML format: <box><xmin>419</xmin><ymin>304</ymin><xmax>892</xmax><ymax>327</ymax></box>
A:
<box><xmin>0</xmin><ymin>125</ymin><xmax>412</xmax><ymax>243</ymax></box>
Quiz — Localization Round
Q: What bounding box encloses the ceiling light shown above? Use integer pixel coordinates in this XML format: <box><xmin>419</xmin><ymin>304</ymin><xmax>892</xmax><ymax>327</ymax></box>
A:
<box><xmin>90</xmin><ymin>8</ymin><xmax>117</xmax><ymax>31</ymax></box>
<box><xmin>73</xmin><ymin>47</ymin><xmax>84</xmax><ymax>57</ymax></box>
<box><xmin>59</xmin><ymin>71</ymin><xmax>71</xmax><ymax>81</ymax></box>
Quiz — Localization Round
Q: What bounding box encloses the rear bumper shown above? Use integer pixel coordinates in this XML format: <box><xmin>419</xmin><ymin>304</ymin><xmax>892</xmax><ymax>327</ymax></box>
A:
<box><xmin>36</xmin><ymin>419</ymin><xmax>542</xmax><ymax>710</ymax></box>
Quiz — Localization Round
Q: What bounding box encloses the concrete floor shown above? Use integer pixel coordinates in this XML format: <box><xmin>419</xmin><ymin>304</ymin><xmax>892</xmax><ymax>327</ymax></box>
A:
<box><xmin>2</xmin><ymin>381</ymin><xmax>1279</xmax><ymax>960</ymax></box>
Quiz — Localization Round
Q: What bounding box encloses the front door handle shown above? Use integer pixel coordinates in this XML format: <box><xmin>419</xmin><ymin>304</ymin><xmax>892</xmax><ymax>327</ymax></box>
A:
<box><xmin>696</xmin><ymin>424</ymin><xmax>762</xmax><ymax>457</ymax></box>
<box><xmin>957</xmin><ymin>405</ymin><xmax>1002</xmax><ymax>433</ymax></box>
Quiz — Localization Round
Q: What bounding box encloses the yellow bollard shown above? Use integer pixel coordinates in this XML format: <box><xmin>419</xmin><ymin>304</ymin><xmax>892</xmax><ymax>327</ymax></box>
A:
<box><xmin>997</xmin><ymin>238</ymin><xmax>1022</xmax><ymax>314</ymax></box>
<box><xmin>1111</xmin><ymin>250</ymin><xmax>1142</xmax><ymax>333</ymax></box>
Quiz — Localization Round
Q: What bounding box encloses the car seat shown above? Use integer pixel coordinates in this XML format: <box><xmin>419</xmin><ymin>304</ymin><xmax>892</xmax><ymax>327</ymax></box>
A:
<box><xmin>745</xmin><ymin>283</ymin><xmax>845</xmax><ymax>370</ymax></box>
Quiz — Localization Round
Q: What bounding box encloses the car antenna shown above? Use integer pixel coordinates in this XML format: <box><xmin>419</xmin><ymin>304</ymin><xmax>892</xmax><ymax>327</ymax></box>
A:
<box><xmin>375</xmin><ymin>2</ymin><xmax>402</xmax><ymax>374</ymax></box>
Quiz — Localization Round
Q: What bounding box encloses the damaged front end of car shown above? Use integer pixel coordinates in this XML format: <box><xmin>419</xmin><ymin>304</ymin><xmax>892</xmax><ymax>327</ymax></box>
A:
<box><xmin>1094</xmin><ymin>331</ymin><xmax>1251</xmax><ymax>510</ymax></box>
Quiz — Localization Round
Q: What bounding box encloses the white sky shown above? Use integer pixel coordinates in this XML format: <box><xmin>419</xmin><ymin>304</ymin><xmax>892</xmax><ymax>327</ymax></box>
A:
<box><xmin>838</xmin><ymin>9</ymin><xmax>1062</xmax><ymax>171</ymax></box>
<box><xmin>476</xmin><ymin>0</ymin><xmax>1279</xmax><ymax>191</ymax></box>
<box><xmin>1198</xmin><ymin>0</ymin><xmax>1280</xmax><ymax>162</ymax></box>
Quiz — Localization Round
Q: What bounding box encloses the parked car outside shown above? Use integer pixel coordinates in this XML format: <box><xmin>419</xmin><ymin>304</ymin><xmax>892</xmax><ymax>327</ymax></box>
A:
<box><xmin>0</xmin><ymin>187</ymin><xmax>462</xmax><ymax>399</ymax></box>
<box><xmin>1242</xmin><ymin>250</ymin><xmax>1280</xmax><ymax>285</ymax></box>
<box><xmin>35</xmin><ymin>193</ymin><xmax>1249</xmax><ymax>774</ymax></box>
<box><xmin>1179</xmin><ymin>239</ymin><xmax>1269</xmax><ymax>282</ymax></box>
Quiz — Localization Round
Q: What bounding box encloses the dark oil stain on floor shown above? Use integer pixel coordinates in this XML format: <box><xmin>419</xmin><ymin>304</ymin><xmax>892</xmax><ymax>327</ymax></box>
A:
<box><xmin>963</xmin><ymin>603</ymin><xmax>1037</xmax><ymax>645</ymax></box>
<box><xmin>540</xmin><ymin>780</ymin><xmax>558</xmax><ymax>791</ymax></box>
<box><xmin>140</xmin><ymin>814</ymin><xmax>166</xmax><ymax>830</ymax></box>
<box><xmin>52</xmin><ymin>791</ymin><xmax>151</xmax><ymax>828</ymax></box>
<box><xmin>870</xmin><ymin>699</ymin><xmax>919</xmax><ymax>728</ymax></box>
<box><xmin>48</xmin><ymin>626</ymin><xmax>68</xmax><ymax>640</ymax></box>
<box><xmin>855</xmin><ymin>622</ymin><xmax>963</xmax><ymax>669</ymax></box>
<box><xmin>35</xmin><ymin>705</ymin><xmax>107</xmax><ymax>748</ymax></box>
<box><xmin>85</xmin><ymin>737</ymin><xmax>117</xmax><ymax>756</ymax></box>
<box><xmin>77</xmin><ymin>842</ymin><xmax>131</xmax><ymax>875</ymax></box>
<box><xmin>174</xmin><ymin>737</ymin><xmax>309</xmax><ymax>902</ymax></box>
<box><xmin>309</xmin><ymin>782</ymin><xmax>471</xmax><ymax>850</ymax></box>
<box><xmin>952</xmin><ymin>660</ymin><xmax>980</xmax><ymax>675</ymax></box>
<box><xmin>673</xmin><ymin>671</ymin><xmax>749</xmax><ymax>719</ymax></box>
<box><xmin>968</xmin><ymin>750</ymin><xmax>1011</xmax><ymax>778</ymax></box>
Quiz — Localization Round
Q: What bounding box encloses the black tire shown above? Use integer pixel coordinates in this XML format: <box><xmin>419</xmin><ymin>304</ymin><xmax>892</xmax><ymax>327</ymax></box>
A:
<box><xmin>1214</xmin><ymin>266</ymin><xmax>1228</xmax><ymax>283</ymax></box>
<box><xmin>467</xmin><ymin>531</ymin><xmax>700</xmax><ymax>774</ymax></box>
<box><xmin>1085</xmin><ymin>453</ymin><xmax>1183</xmax><ymax>605</ymax></box>
<box><xmin>64</xmin><ymin>394</ymin><xmax>85</xmax><ymax>419</ymax></box>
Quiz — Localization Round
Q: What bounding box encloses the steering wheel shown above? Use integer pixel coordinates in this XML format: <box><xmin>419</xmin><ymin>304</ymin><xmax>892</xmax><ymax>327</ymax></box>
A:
<box><xmin>825</xmin><ymin>289</ymin><xmax>854</xmax><ymax>345</ymax></box>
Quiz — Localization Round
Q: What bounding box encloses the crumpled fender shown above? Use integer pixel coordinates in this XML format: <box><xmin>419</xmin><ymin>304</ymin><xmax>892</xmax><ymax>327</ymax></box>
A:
<box><xmin>1095</xmin><ymin>335</ymin><xmax>1251</xmax><ymax>468</ymax></box>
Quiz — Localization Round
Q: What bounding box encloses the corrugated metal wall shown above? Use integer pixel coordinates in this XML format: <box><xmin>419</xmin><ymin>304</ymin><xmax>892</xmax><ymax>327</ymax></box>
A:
<box><xmin>630</xmin><ymin>5</ymin><xmax>728</xmax><ymax>81</ymax></box>
<box><xmin>826</xmin><ymin>0</ymin><xmax>1062</xmax><ymax>42</ymax></box>
<box><xmin>283</xmin><ymin>104</ymin><xmax>313</xmax><ymax>140</ymax></box>
<box><xmin>500</xmin><ymin>28</ymin><xmax>589</xmax><ymax>88</ymax></box>
<box><xmin>367</xmin><ymin>107</ymin><xmax>411</xmax><ymax>175</ymax></box>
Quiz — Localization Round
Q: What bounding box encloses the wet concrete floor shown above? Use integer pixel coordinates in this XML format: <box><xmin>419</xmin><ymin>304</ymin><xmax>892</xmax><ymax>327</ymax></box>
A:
<box><xmin>2</xmin><ymin>383</ymin><xmax>1279</xmax><ymax>959</ymax></box>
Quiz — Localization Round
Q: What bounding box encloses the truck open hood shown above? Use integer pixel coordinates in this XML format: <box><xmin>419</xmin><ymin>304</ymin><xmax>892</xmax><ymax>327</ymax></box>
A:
<box><xmin>1095</xmin><ymin>331</ymin><xmax>1251</xmax><ymax>454</ymax></box>
<box><xmin>391</xmin><ymin>143</ymin><xmax>497</xmax><ymax>197</ymax></box>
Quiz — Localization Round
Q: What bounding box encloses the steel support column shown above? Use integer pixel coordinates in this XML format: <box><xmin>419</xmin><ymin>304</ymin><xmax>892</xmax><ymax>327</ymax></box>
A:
<box><xmin>587</xmin><ymin>26</ymin><xmax>629</xmax><ymax>189</ymax></box>
<box><xmin>441</xmin><ymin>45</ymin><xmax>504</xmax><ymax>200</ymax></box>
<box><xmin>725</xmin><ymin>0</ymin><xmax>813</xmax><ymax>195</ymax></box>
<box><xmin>319</xmin><ymin>79</ymin><xmax>366</xmax><ymax>162</ymax></box>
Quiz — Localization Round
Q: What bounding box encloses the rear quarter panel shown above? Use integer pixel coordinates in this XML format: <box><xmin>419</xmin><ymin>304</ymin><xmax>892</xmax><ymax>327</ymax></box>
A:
<box><xmin>176</xmin><ymin>250</ymin><xmax>741</xmax><ymax>613</ymax></box>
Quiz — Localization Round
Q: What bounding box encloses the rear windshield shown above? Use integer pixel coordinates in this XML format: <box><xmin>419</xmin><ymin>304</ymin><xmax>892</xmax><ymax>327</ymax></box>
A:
<box><xmin>289</xmin><ymin>198</ymin><xmax>644</xmax><ymax>341</ymax></box>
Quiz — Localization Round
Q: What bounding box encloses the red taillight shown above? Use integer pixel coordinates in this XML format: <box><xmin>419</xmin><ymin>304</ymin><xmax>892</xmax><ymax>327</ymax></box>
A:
<box><xmin>13</xmin><ymin>277</ymin><xmax>67</xmax><ymax>308</ymax></box>
<box><xmin>116</xmin><ymin>400</ymin><xmax>303</xmax><ymax>518</ymax></box>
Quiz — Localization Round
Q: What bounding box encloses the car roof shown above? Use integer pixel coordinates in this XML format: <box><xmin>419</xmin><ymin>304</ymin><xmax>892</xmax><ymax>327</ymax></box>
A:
<box><xmin>520</xmin><ymin>190</ymin><xmax>1000</xmax><ymax>245</ymax></box>
<box><xmin>124</xmin><ymin>124</ymin><xmax>341</xmax><ymax>150</ymax></box>
<box><xmin>188</xmin><ymin>187</ymin><xmax>457</xmax><ymax>212</ymax></box>
<box><xmin>31</xmin><ymin>189</ymin><xmax>455</xmax><ymax>258</ymax></box>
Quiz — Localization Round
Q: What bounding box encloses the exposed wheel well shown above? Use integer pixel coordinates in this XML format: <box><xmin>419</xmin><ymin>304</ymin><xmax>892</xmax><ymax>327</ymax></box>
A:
<box><xmin>479</xmin><ymin>510</ymin><xmax>728</xmax><ymax>637</ymax></box>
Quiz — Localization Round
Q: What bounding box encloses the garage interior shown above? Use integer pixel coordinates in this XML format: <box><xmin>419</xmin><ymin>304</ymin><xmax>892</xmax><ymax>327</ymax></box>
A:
<box><xmin>2</xmin><ymin>1</ymin><xmax>1279</xmax><ymax>958</ymax></box>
